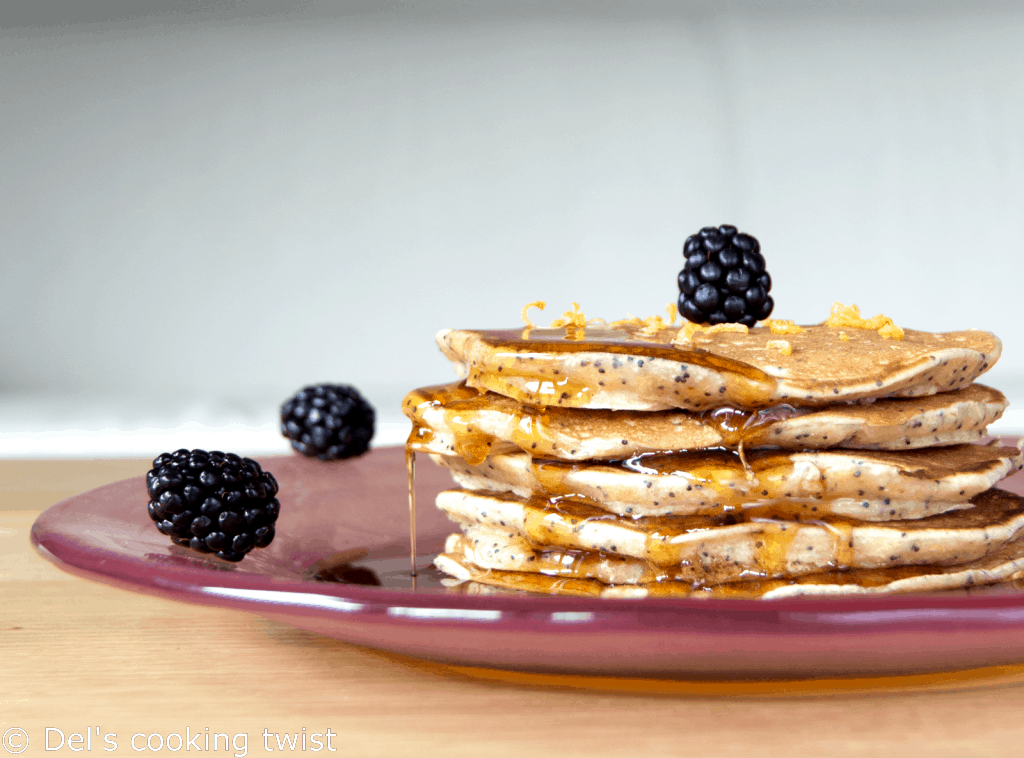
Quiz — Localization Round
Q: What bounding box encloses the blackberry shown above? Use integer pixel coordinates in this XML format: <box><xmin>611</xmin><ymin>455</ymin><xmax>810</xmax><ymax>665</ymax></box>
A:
<box><xmin>280</xmin><ymin>384</ymin><xmax>375</xmax><ymax>460</ymax></box>
<box><xmin>677</xmin><ymin>225</ymin><xmax>774</xmax><ymax>327</ymax></box>
<box><xmin>146</xmin><ymin>449</ymin><xmax>280</xmax><ymax>562</ymax></box>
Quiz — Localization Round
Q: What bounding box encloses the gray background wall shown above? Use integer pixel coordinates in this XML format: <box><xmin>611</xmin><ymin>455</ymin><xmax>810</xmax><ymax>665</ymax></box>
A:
<box><xmin>2</xmin><ymin>0</ymin><xmax>1023</xmax><ymax>453</ymax></box>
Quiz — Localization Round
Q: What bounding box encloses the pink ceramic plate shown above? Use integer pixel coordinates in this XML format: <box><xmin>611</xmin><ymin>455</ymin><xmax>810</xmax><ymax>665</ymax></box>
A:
<box><xmin>31</xmin><ymin>445</ymin><xmax>1024</xmax><ymax>679</ymax></box>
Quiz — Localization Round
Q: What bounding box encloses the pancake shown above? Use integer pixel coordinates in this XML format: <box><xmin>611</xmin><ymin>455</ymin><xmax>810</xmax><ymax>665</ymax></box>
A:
<box><xmin>432</xmin><ymin>444</ymin><xmax>1023</xmax><ymax>520</ymax></box>
<box><xmin>435</xmin><ymin>487</ymin><xmax>1024</xmax><ymax>582</ymax></box>
<box><xmin>404</xmin><ymin>382</ymin><xmax>1007</xmax><ymax>462</ymax></box>
<box><xmin>437</xmin><ymin>323</ymin><xmax>1000</xmax><ymax>411</ymax></box>
<box><xmin>436</xmin><ymin>536</ymin><xmax>1024</xmax><ymax>599</ymax></box>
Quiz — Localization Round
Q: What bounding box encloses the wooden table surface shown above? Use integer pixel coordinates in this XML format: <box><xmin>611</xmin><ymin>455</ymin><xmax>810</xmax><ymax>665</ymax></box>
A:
<box><xmin>6</xmin><ymin>459</ymin><xmax>1024</xmax><ymax>757</ymax></box>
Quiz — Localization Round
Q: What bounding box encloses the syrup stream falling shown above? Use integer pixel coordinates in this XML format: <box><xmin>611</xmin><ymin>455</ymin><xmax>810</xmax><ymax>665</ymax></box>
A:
<box><xmin>406</xmin><ymin>448</ymin><xmax>418</xmax><ymax>580</ymax></box>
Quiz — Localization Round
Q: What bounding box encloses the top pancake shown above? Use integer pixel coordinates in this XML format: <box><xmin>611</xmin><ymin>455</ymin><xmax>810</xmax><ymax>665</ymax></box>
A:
<box><xmin>438</xmin><ymin>323</ymin><xmax>1001</xmax><ymax>411</ymax></box>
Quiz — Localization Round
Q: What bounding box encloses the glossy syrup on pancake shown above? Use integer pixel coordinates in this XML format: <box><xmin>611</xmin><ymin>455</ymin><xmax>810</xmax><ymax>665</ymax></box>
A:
<box><xmin>439</xmin><ymin>321</ymin><xmax>1000</xmax><ymax>411</ymax></box>
<box><xmin>436</xmin><ymin>486</ymin><xmax>1024</xmax><ymax>584</ymax></box>
<box><xmin>434</xmin><ymin>443</ymin><xmax>1022</xmax><ymax>522</ymax></box>
<box><xmin>438</xmin><ymin>512</ymin><xmax>1024</xmax><ymax>598</ymax></box>
<box><xmin>405</xmin><ymin>381</ymin><xmax>1007</xmax><ymax>461</ymax></box>
<box><xmin>442</xmin><ymin>489</ymin><xmax>863</xmax><ymax>576</ymax></box>
<box><xmin>458</xmin><ymin>325</ymin><xmax>778</xmax><ymax>410</ymax></box>
<box><xmin>402</xmin><ymin>381</ymin><xmax>811</xmax><ymax>464</ymax></box>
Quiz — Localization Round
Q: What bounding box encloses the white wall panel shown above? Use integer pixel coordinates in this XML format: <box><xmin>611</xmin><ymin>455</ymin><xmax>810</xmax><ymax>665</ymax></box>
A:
<box><xmin>1</xmin><ymin>1</ymin><xmax>1022</xmax><ymax>449</ymax></box>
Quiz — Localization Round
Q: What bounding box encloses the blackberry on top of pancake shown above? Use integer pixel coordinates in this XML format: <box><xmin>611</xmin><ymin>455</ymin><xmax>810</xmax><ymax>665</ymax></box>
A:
<box><xmin>677</xmin><ymin>224</ymin><xmax>774</xmax><ymax>327</ymax></box>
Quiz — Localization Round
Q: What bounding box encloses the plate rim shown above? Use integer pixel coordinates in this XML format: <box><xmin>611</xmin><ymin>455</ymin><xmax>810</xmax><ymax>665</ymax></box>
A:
<box><xmin>29</xmin><ymin>446</ymin><xmax>1024</xmax><ymax>628</ymax></box>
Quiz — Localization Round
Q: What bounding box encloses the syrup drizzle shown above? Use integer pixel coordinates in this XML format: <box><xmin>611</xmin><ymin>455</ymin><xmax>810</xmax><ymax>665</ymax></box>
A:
<box><xmin>509</xmin><ymin>494</ymin><xmax>848</xmax><ymax>574</ymax></box>
<box><xmin>406</xmin><ymin>447</ymin><xmax>417</xmax><ymax>580</ymax></box>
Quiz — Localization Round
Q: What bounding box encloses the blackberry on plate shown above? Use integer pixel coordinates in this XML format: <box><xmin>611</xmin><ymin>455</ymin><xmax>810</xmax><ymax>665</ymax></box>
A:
<box><xmin>146</xmin><ymin>449</ymin><xmax>280</xmax><ymax>562</ymax></box>
<box><xmin>281</xmin><ymin>384</ymin><xmax>375</xmax><ymax>460</ymax></box>
<box><xmin>678</xmin><ymin>225</ymin><xmax>774</xmax><ymax>327</ymax></box>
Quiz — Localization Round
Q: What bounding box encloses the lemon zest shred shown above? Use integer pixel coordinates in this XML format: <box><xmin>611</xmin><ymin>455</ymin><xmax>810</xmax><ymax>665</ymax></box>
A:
<box><xmin>548</xmin><ymin>302</ymin><xmax>592</xmax><ymax>340</ymax></box>
<box><xmin>675</xmin><ymin>322</ymin><xmax>704</xmax><ymax>344</ymax></box>
<box><xmin>766</xmin><ymin>339</ymin><xmax>793</xmax><ymax>356</ymax></box>
<box><xmin>824</xmin><ymin>302</ymin><xmax>904</xmax><ymax>340</ymax></box>
<box><xmin>761</xmin><ymin>319</ymin><xmax>805</xmax><ymax>335</ymax></box>
<box><xmin>519</xmin><ymin>301</ymin><xmax>707</xmax><ymax>341</ymax></box>
<box><xmin>608</xmin><ymin>315</ymin><xmax>643</xmax><ymax>328</ymax></box>
<box><xmin>878</xmin><ymin>322</ymin><xmax>905</xmax><ymax>340</ymax></box>
<box><xmin>665</xmin><ymin>303</ymin><xmax>678</xmax><ymax>325</ymax></box>
<box><xmin>635</xmin><ymin>320</ymin><xmax>665</xmax><ymax>338</ymax></box>
<box><xmin>549</xmin><ymin>302</ymin><xmax>587</xmax><ymax>328</ymax></box>
<box><xmin>672</xmin><ymin>322</ymin><xmax>748</xmax><ymax>345</ymax></box>
<box><xmin>521</xmin><ymin>301</ymin><xmax>546</xmax><ymax>328</ymax></box>
<box><xmin>608</xmin><ymin>304</ymin><xmax>678</xmax><ymax>336</ymax></box>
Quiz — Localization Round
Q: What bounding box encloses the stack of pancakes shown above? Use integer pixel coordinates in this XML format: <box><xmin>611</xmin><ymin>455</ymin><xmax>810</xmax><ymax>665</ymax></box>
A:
<box><xmin>403</xmin><ymin>314</ymin><xmax>1024</xmax><ymax>598</ymax></box>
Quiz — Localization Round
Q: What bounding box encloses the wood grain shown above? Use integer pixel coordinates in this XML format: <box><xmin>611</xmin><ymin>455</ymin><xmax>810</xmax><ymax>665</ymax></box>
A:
<box><xmin>0</xmin><ymin>459</ymin><xmax>152</xmax><ymax>512</ymax></box>
<box><xmin>5</xmin><ymin>460</ymin><xmax>1024</xmax><ymax>757</ymax></box>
